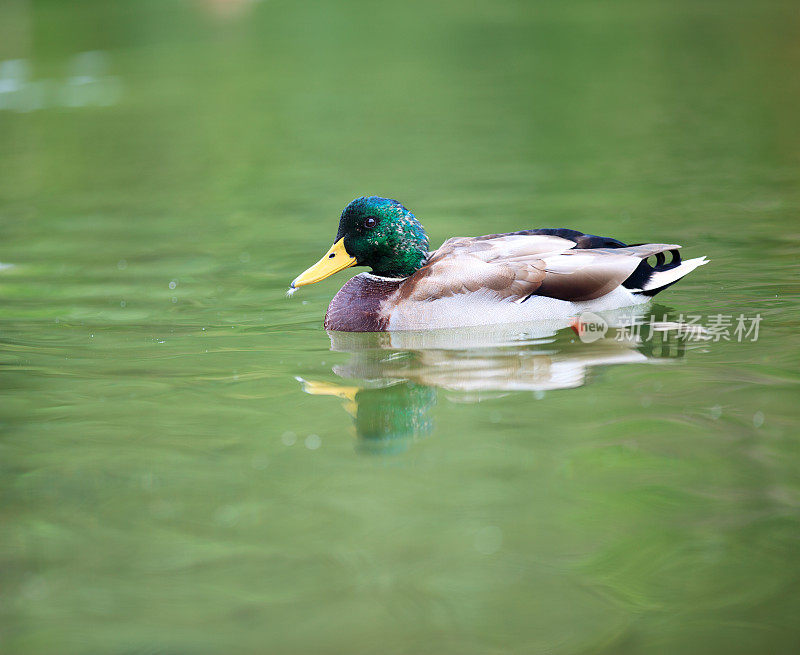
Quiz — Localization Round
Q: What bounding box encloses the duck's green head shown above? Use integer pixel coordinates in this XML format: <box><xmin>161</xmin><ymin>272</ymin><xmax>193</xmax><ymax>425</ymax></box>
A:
<box><xmin>291</xmin><ymin>197</ymin><xmax>429</xmax><ymax>289</ymax></box>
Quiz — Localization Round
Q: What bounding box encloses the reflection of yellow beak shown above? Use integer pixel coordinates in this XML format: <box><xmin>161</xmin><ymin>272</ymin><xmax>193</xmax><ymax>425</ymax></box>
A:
<box><xmin>290</xmin><ymin>238</ymin><xmax>357</xmax><ymax>289</ymax></box>
<box><xmin>298</xmin><ymin>378</ymin><xmax>360</xmax><ymax>418</ymax></box>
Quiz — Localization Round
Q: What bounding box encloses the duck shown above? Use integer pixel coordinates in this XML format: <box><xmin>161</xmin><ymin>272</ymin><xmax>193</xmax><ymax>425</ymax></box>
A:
<box><xmin>288</xmin><ymin>196</ymin><xmax>708</xmax><ymax>332</ymax></box>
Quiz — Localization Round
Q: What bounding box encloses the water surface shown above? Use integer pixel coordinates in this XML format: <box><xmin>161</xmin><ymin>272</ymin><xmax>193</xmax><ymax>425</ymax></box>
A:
<box><xmin>1</xmin><ymin>1</ymin><xmax>799</xmax><ymax>653</ymax></box>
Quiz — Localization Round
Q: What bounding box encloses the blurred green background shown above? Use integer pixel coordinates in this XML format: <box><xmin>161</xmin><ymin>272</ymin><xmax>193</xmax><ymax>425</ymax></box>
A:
<box><xmin>1</xmin><ymin>1</ymin><xmax>799</xmax><ymax>653</ymax></box>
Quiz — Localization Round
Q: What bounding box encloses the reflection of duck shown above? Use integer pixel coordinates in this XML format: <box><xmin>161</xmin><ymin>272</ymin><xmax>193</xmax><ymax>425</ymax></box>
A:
<box><xmin>298</xmin><ymin>380</ymin><xmax>435</xmax><ymax>455</ymax></box>
<box><xmin>289</xmin><ymin>196</ymin><xmax>708</xmax><ymax>331</ymax></box>
<box><xmin>299</xmin><ymin>319</ymin><xmax>685</xmax><ymax>452</ymax></box>
<box><xmin>327</xmin><ymin>322</ymin><xmax>664</xmax><ymax>392</ymax></box>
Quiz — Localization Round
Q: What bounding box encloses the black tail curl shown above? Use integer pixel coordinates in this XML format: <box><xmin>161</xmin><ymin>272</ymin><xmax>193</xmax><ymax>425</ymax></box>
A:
<box><xmin>623</xmin><ymin>246</ymin><xmax>683</xmax><ymax>295</ymax></box>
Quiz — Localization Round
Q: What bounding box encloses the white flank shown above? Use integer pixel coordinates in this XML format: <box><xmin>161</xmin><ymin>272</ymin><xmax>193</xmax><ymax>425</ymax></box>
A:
<box><xmin>386</xmin><ymin>286</ymin><xmax>650</xmax><ymax>331</ymax></box>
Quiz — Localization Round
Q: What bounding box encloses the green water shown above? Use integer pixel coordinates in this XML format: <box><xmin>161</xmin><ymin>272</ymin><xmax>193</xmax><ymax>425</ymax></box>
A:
<box><xmin>2</xmin><ymin>1</ymin><xmax>799</xmax><ymax>653</ymax></box>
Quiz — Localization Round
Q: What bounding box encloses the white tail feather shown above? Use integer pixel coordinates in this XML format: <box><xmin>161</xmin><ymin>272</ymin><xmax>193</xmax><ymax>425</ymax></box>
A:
<box><xmin>641</xmin><ymin>256</ymin><xmax>708</xmax><ymax>291</ymax></box>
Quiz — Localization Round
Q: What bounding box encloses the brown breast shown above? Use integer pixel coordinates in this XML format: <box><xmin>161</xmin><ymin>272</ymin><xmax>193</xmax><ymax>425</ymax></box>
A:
<box><xmin>324</xmin><ymin>274</ymin><xmax>403</xmax><ymax>332</ymax></box>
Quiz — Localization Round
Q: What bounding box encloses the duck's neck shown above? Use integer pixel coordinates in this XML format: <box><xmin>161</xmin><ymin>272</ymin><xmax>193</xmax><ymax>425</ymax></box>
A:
<box><xmin>370</xmin><ymin>249</ymin><xmax>428</xmax><ymax>278</ymax></box>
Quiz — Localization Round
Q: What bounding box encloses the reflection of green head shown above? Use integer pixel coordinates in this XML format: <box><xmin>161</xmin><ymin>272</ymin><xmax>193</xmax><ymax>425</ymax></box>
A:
<box><xmin>354</xmin><ymin>383</ymin><xmax>436</xmax><ymax>455</ymax></box>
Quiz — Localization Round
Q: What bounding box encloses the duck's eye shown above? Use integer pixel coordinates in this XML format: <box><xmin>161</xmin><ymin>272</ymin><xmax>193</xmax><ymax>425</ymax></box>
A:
<box><xmin>363</xmin><ymin>216</ymin><xmax>377</xmax><ymax>229</ymax></box>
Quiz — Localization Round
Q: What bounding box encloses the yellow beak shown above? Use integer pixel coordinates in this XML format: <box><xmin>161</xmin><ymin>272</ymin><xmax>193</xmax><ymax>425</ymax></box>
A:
<box><xmin>290</xmin><ymin>238</ymin><xmax>357</xmax><ymax>288</ymax></box>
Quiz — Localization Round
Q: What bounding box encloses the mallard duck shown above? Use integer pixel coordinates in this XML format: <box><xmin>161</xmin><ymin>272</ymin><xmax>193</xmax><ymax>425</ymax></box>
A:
<box><xmin>289</xmin><ymin>197</ymin><xmax>708</xmax><ymax>332</ymax></box>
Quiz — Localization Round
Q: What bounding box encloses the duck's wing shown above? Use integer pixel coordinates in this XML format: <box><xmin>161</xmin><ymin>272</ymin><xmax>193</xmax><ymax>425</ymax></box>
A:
<box><xmin>400</xmin><ymin>234</ymin><xmax>682</xmax><ymax>303</ymax></box>
<box><xmin>397</xmin><ymin>234</ymin><xmax>572</xmax><ymax>302</ymax></box>
<box><xmin>534</xmin><ymin>244</ymin><xmax>681</xmax><ymax>301</ymax></box>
